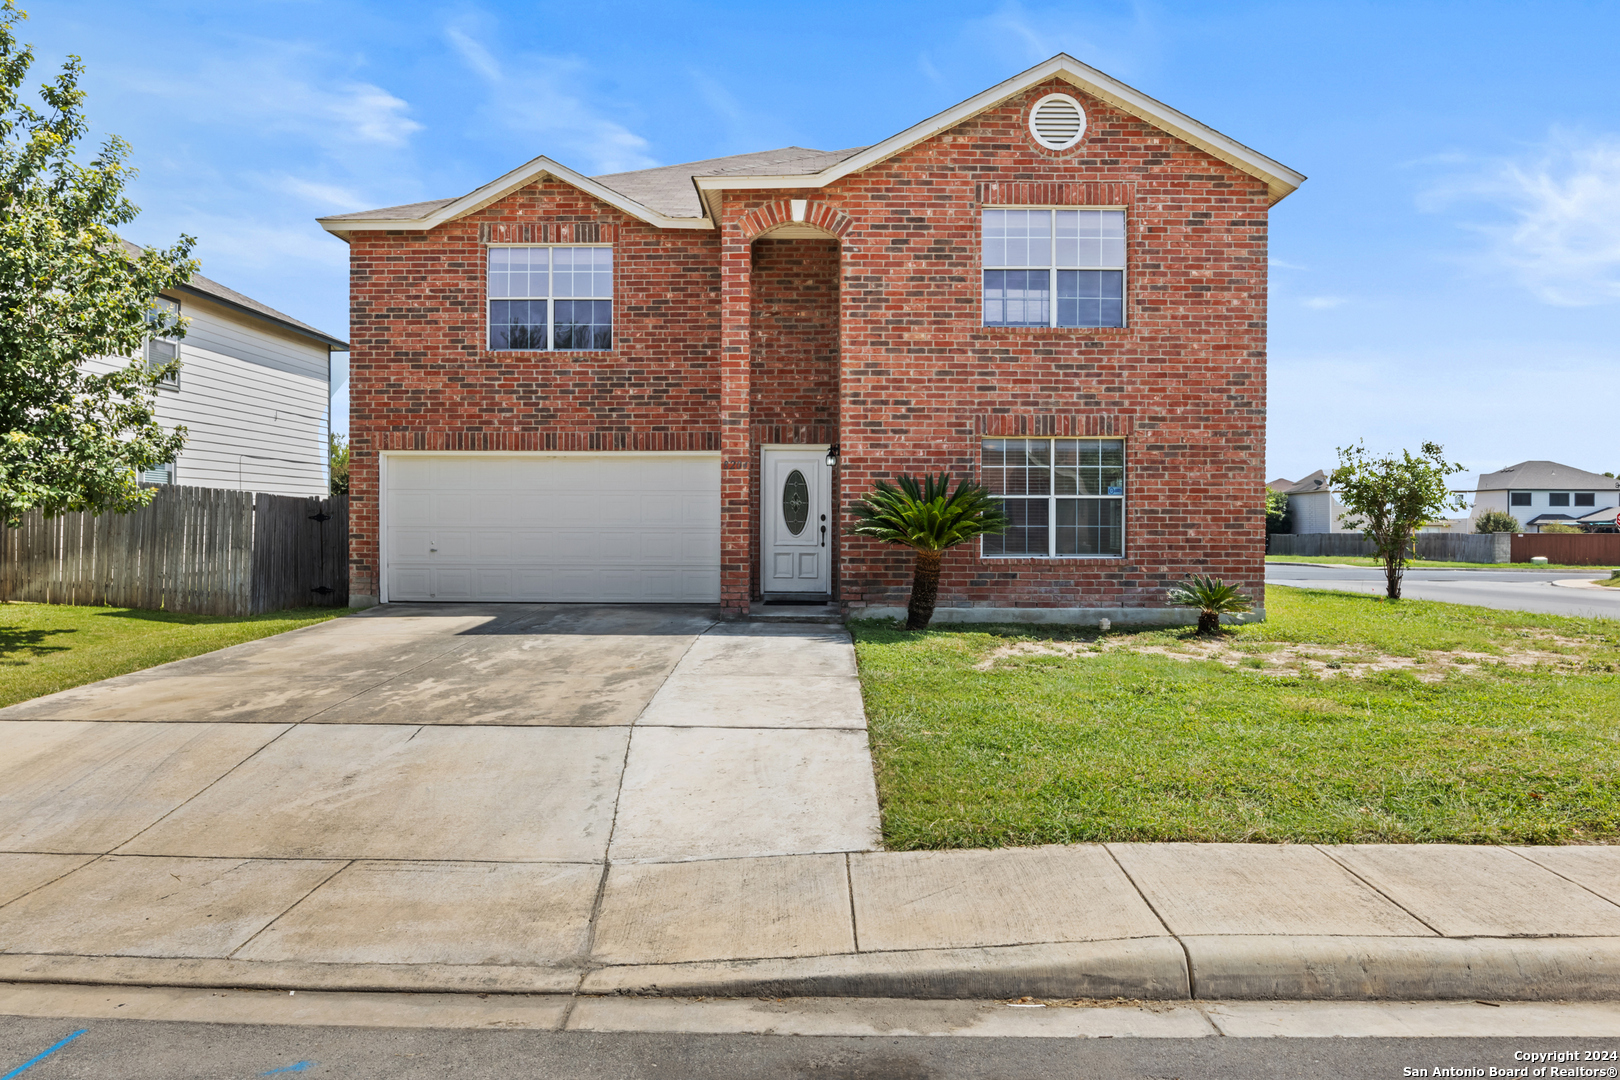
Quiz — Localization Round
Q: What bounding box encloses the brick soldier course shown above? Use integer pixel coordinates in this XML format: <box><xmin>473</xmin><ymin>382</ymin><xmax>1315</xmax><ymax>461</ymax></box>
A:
<box><xmin>319</xmin><ymin>54</ymin><xmax>1305</xmax><ymax>618</ymax></box>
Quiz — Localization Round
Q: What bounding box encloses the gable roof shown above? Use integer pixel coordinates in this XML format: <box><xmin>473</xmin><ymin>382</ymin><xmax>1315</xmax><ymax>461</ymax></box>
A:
<box><xmin>1474</xmin><ymin>461</ymin><xmax>1620</xmax><ymax>491</ymax></box>
<box><xmin>595</xmin><ymin>147</ymin><xmax>867</xmax><ymax>219</ymax></box>
<box><xmin>318</xmin><ymin>54</ymin><xmax>1303</xmax><ymax>239</ymax></box>
<box><xmin>124</xmin><ymin>241</ymin><xmax>348</xmax><ymax>349</ymax></box>
<box><xmin>1280</xmin><ymin>470</ymin><xmax>1331</xmax><ymax>495</ymax></box>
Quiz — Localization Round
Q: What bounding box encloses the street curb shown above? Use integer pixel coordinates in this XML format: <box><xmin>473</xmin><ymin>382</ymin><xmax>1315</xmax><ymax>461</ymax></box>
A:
<box><xmin>581</xmin><ymin>938</ymin><xmax>1190</xmax><ymax>1000</ymax></box>
<box><xmin>0</xmin><ymin>955</ymin><xmax>582</xmax><ymax>995</ymax></box>
<box><xmin>10</xmin><ymin>937</ymin><xmax>1620</xmax><ymax>1002</ymax></box>
<box><xmin>1185</xmin><ymin>936</ymin><xmax>1620</xmax><ymax>1001</ymax></box>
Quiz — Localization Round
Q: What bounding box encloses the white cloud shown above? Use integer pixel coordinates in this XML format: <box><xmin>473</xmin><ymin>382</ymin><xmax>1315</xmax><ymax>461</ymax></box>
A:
<box><xmin>1302</xmin><ymin>296</ymin><xmax>1347</xmax><ymax>309</ymax></box>
<box><xmin>274</xmin><ymin>177</ymin><xmax>368</xmax><ymax>210</ymax></box>
<box><xmin>1269</xmin><ymin>257</ymin><xmax>1308</xmax><ymax>270</ymax></box>
<box><xmin>116</xmin><ymin>45</ymin><xmax>422</xmax><ymax>151</ymax></box>
<box><xmin>1424</xmin><ymin>134</ymin><xmax>1620</xmax><ymax>306</ymax></box>
<box><xmin>442</xmin><ymin>23</ymin><xmax>657</xmax><ymax>174</ymax></box>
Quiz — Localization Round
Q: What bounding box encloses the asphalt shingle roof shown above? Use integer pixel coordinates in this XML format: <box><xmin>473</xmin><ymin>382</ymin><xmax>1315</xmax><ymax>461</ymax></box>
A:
<box><xmin>592</xmin><ymin>146</ymin><xmax>868</xmax><ymax>218</ymax></box>
<box><xmin>122</xmin><ymin>241</ymin><xmax>347</xmax><ymax>349</ymax></box>
<box><xmin>1474</xmin><ymin>461</ymin><xmax>1620</xmax><ymax>491</ymax></box>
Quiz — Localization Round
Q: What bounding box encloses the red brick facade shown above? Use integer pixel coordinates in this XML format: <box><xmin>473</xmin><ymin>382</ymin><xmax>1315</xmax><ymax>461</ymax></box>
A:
<box><xmin>340</xmin><ymin>77</ymin><xmax>1275</xmax><ymax>618</ymax></box>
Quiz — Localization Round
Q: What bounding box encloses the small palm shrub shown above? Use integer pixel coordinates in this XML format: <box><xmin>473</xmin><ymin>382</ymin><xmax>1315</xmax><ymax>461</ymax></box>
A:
<box><xmin>1474</xmin><ymin>510</ymin><xmax>1519</xmax><ymax>533</ymax></box>
<box><xmin>848</xmin><ymin>473</ymin><xmax>1009</xmax><ymax>631</ymax></box>
<box><xmin>1168</xmin><ymin>575</ymin><xmax>1254</xmax><ymax>635</ymax></box>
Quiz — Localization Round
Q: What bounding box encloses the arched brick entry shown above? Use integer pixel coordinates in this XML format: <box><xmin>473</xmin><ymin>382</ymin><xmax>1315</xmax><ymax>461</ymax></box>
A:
<box><xmin>740</xmin><ymin>200</ymin><xmax>852</xmax><ymax>242</ymax></box>
<box><xmin>716</xmin><ymin>200</ymin><xmax>849</xmax><ymax>614</ymax></box>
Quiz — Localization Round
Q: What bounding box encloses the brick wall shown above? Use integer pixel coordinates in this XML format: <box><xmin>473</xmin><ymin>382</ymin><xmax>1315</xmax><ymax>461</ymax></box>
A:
<box><xmin>343</xmin><ymin>78</ymin><xmax>1269</xmax><ymax>615</ymax></box>
<box><xmin>787</xmin><ymin>78</ymin><xmax>1268</xmax><ymax>613</ymax></box>
<box><xmin>343</xmin><ymin>180</ymin><xmax>722</xmax><ymax>600</ymax></box>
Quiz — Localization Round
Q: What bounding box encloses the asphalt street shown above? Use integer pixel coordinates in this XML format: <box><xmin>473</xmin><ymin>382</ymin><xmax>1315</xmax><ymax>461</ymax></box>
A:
<box><xmin>5</xmin><ymin>1016</ymin><xmax>1620</xmax><ymax>1080</ymax></box>
<box><xmin>1267</xmin><ymin>562</ymin><xmax>1620</xmax><ymax>618</ymax></box>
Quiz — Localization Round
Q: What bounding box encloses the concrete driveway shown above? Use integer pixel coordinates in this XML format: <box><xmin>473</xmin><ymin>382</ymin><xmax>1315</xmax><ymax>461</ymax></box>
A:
<box><xmin>0</xmin><ymin>602</ymin><xmax>881</xmax><ymax>872</ymax></box>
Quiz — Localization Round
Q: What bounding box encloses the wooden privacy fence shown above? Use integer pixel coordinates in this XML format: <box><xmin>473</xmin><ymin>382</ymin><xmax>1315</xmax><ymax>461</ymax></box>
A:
<box><xmin>1512</xmin><ymin>533</ymin><xmax>1620</xmax><ymax>566</ymax></box>
<box><xmin>0</xmin><ymin>485</ymin><xmax>347</xmax><ymax>615</ymax></box>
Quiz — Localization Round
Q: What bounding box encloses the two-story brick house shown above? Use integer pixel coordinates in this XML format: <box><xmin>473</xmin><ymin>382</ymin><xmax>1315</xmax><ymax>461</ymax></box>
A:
<box><xmin>318</xmin><ymin>55</ymin><xmax>1303</xmax><ymax>621</ymax></box>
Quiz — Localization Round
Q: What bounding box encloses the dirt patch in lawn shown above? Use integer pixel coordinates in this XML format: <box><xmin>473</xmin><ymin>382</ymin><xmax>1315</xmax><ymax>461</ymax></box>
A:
<box><xmin>976</xmin><ymin>632</ymin><xmax>1603</xmax><ymax>682</ymax></box>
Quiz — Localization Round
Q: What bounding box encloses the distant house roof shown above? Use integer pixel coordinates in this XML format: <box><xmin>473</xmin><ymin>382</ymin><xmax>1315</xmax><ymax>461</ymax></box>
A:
<box><xmin>318</xmin><ymin>53</ymin><xmax>1304</xmax><ymax>238</ymax></box>
<box><xmin>1267</xmin><ymin>477</ymin><xmax>1294</xmax><ymax>493</ymax></box>
<box><xmin>124</xmin><ymin>241</ymin><xmax>348</xmax><ymax>350</ymax></box>
<box><xmin>1280</xmin><ymin>470</ymin><xmax>1331</xmax><ymax>495</ymax></box>
<box><xmin>1474</xmin><ymin>460</ymin><xmax>1620</xmax><ymax>492</ymax></box>
<box><xmin>1525</xmin><ymin>513</ymin><xmax>1577</xmax><ymax>525</ymax></box>
<box><xmin>1578</xmin><ymin>506</ymin><xmax>1620</xmax><ymax>524</ymax></box>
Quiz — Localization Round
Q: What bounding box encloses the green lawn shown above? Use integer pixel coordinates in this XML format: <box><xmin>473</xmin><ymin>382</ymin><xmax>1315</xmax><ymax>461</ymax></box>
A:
<box><xmin>1266</xmin><ymin>554</ymin><xmax>1613</xmax><ymax>571</ymax></box>
<box><xmin>0</xmin><ymin>602</ymin><xmax>346</xmax><ymax>708</ymax></box>
<box><xmin>852</xmin><ymin>587</ymin><xmax>1620</xmax><ymax>849</ymax></box>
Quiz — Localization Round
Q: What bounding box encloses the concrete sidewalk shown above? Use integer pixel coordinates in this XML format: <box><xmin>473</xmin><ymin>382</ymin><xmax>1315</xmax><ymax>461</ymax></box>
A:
<box><xmin>4</xmin><ymin>605</ymin><xmax>1620</xmax><ymax>1003</ymax></box>
<box><xmin>4</xmin><ymin>842</ymin><xmax>1620</xmax><ymax>1001</ymax></box>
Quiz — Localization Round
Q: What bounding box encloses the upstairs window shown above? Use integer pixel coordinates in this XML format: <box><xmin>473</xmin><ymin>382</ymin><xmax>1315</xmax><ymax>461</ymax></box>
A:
<box><xmin>1549</xmin><ymin>492</ymin><xmax>1570</xmax><ymax>507</ymax></box>
<box><xmin>146</xmin><ymin>297</ymin><xmax>180</xmax><ymax>388</ymax></box>
<box><xmin>983</xmin><ymin>209</ymin><xmax>1125</xmax><ymax>329</ymax></box>
<box><xmin>1576</xmin><ymin>492</ymin><xmax>1597</xmax><ymax>507</ymax></box>
<box><xmin>1509</xmin><ymin>491</ymin><xmax>1532</xmax><ymax>506</ymax></box>
<box><xmin>488</xmin><ymin>245</ymin><xmax>613</xmax><ymax>351</ymax></box>
<box><xmin>981</xmin><ymin>438</ymin><xmax>1125</xmax><ymax>558</ymax></box>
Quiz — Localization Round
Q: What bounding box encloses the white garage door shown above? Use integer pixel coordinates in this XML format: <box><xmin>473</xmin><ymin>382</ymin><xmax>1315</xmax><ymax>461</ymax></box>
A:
<box><xmin>384</xmin><ymin>454</ymin><xmax>720</xmax><ymax>603</ymax></box>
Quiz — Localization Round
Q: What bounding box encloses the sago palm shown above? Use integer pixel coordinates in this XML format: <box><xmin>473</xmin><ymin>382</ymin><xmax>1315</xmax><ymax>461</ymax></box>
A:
<box><xmin>1167</xmin><ymin>574</ymin><xmax>1254</xmax><ymax>635</ymax></box>
<box><xmin>848</xmin><ymin>472</ymin><xmax>1009</xmax><ymax>631</ymax></box>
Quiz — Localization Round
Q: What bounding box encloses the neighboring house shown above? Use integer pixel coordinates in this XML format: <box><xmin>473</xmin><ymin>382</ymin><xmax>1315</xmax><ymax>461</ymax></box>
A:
<box><xmin>317</xmin><ymin>55</ymin><xmax>1303</xmax><ymax>617</ymax></box>
<box><xmin>85</xmin><ymin>245</ymin><xmax>350</xmax><ymax>497</ymax></box>
<box><xmin>1468</xmin><ymin>461</ymin><xmax>1620</xmax><ymax>533</ymax></box>
<box><xmin>1279</xmin><ymin>471</ymin><xmax>1358</xmax><ymax>534</ymax></box>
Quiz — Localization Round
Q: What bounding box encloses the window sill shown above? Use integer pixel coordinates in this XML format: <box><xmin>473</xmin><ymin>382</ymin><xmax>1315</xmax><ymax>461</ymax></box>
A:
<box><xmin>980</xmin><ymin>554</ymin><xmax>1126</xmax><ymax>561</ymax></box>
<box><xmin>977</xmin><ymin>325</ymin><xmax>1131</xmax><ymax>335</ymax></box>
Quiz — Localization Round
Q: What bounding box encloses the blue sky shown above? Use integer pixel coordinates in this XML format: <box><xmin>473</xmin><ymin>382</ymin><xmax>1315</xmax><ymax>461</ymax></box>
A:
<box><xmin>22</xmin><ymin>1</ymin><xmax>1620</xmax><ymax>484</ymax></box>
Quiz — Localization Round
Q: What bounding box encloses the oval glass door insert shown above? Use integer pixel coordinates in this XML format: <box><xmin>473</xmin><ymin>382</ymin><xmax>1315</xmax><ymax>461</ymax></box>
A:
<box><xmin>782</xmin><ymin>470</ymin><xmax>810</xmax><ymax>535</ymax></box>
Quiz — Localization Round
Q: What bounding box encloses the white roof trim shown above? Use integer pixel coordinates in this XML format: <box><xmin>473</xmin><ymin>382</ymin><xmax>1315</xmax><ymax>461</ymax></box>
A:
<box><xmin>316</xmin><ymin>156</ymin><xmax>713</xmax><ymax>236</ymax></box>
<box><xmin>692</xmin><ymin>53</ymin><xmax>1304</xmax><ymax>214</ymax></box>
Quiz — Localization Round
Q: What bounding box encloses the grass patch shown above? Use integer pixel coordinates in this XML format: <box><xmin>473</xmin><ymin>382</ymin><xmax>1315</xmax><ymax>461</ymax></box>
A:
<box><xmin>852</xmin><ymin>587</ymin><xmax>1620</xmax><ymax>848</ymax></box>
<box><xmin>1266</xmin><ymin>554</ymin><xmax>1612</xmax><ymax>571</ymax></box>
<box><xmin>0</xmin><ymin>602</ymin><xmax>346</xmax><ymax>708</ymax></box>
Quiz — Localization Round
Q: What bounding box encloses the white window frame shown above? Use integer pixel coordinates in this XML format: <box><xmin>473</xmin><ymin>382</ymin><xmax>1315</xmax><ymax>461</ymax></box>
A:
<box><xmin>980</xmin><ymin>206</ymin><xmax>1128</xmax><ymax>330</ymax></box>
<box><xmin>1548</xmin><ymin>492</ymin><xmax>1571</xmax><ymax>508</ymax></box>
<box><xmin>979</xmin><ymin>437</ymin><xmax>1126</xmax><ymax>559</ymax></box>
<box><xmin>486</xmin><ymin>243</ymin><xmax>614</xmax><ymax>353</ymax></box>
<box><xmin>1509</xmin><ymin>491</ymin><xmax>1532</xmax><ymax>507</ymax></box>
<box><xmin>140</xmin><ymin>462</ymin><xmax>175</xmax><ymax>486</ymax></box>
<box><xmin>146</xmin><ymin>296</ymin><xmax>181</xmax><ymax>389</ymax></box>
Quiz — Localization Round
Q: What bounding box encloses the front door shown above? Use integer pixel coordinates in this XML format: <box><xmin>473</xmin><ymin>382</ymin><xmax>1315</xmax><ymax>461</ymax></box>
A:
<box><xmin>761</xmin><ymin>446</ymin><xmax>832</xmax><ymax>595</ymax></box>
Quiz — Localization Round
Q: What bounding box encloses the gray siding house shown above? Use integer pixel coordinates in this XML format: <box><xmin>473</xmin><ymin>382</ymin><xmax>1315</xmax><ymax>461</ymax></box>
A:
<box><xmin>1469</xmin><ymin>461</ymin><xmax>1620</xmax><ymax>533</ymax></box>
<box><xmin>87</xmin><ymin>253</ymin><xmax>348</xmax><ymax>497</ymax></box>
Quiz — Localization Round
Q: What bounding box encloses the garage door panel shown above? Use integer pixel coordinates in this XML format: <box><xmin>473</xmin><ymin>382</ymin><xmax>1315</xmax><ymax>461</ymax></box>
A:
<box><xmin>385</xmin><ymin>455</ymin><xmax>720</xmax><ymax>604</ymax></box>
<box><xmin>472</xmin><ymin>532</ymin><xmax>514</xmax><ymax>560</ymax></box>
<box><xmin>598</xmin><ymin>495</ymin><xmax>641</xmax><ymax>526</ymax></box>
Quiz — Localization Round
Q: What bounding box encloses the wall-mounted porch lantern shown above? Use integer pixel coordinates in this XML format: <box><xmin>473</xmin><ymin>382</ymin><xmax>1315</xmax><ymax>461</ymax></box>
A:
<box><xmin>825</xmin><ymin>444</ymin><xmax>840</xmax><ymax>467</ymax></box>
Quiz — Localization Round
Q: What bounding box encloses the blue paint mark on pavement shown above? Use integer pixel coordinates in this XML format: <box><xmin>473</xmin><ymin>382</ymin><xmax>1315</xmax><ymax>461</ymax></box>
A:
<box><xmin>262</xmin><ymin>1063</ymin><xmax>316</xmax><ymax>1075</ymax></box>
<box><xmin>2</xmin><ymin>1029</ymin><xmax>88</xmax><ymax>1080</ymax></box>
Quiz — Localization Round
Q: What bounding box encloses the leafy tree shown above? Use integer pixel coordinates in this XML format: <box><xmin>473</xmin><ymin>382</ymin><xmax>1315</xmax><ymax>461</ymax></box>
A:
<box><xmin>1167</xmin><ymin>574</ymin><xmax>1254</xmax><ymax>635</ymax></box>
<box><xmin>1265</xmin><ymin>488</ymin><xmax>1289</xmax><ymax>534</ymax></box>
<box><xmin>1541</xmin><ymin>523</ymin><xmax>1582</xmax><ymax>535</ymax></box>
<box><xmin>1474</xmin><ymin>509</ymin><xmax>1519</xmax><ymax>534</ymax></box>
<box><xmin>328</xmin><ymin>432</ymin><xmax>349</xmax><ymax>495</ymax></box>
<box><xmin>0</xmin><ymin>0</ymin><xmax>195</xmax><ymax>528</ymax></box>
<box><xmin>848</xmin><ymin>472</ymin><xmax>1009</xmax><ymax>631</ymax></box>
<box><xmin>1330</xmin><ymin>441</ymin><xmax>1466</xmax><ymax>600</ymax></box>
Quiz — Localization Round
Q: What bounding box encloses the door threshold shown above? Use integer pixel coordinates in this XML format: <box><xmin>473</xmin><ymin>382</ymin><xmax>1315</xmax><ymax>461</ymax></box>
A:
<box><xmin>761</xmin><ymin>597</ymin><xmax>834</xmax><ymax>606</ymax></box>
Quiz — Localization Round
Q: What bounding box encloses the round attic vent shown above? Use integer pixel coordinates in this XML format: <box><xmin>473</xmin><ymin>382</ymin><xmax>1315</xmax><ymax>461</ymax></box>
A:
<box><xmin>1028</xmin><ymin>93</ymin><xmax>1086</xmax><ymax>151</ymax></box>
